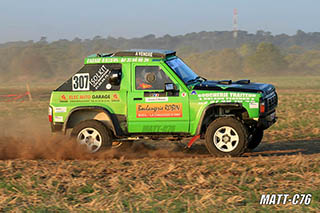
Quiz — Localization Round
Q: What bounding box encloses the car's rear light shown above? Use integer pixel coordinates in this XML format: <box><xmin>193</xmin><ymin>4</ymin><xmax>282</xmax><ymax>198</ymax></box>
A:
<box><xmin>48</xmin><ymin>106</ymin><xmax>53</xmax><ymax>122</ymax></box>
<box><xmin>260</xmin><ymin>102</ymin><xmax>265</xmax><ymax>114</ymax></box>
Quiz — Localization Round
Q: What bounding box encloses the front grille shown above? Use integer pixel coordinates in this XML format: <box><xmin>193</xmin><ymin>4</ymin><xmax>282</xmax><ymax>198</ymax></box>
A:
<box><xmin>265</xmin><ymin>86</ymin><xmax>275</xmax><ymax>96</ymax></box>
<box><xmin>266</xmin><ymin>92</ymin><xmax>278</xmax><ymax>111</ymax></box>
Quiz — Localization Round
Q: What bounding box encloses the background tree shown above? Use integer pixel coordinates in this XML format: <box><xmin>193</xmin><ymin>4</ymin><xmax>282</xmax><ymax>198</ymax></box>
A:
<box><xmin>244</xmin><ymin>42</ymin><xmax>288</xmax><ymax>74</ymax></box>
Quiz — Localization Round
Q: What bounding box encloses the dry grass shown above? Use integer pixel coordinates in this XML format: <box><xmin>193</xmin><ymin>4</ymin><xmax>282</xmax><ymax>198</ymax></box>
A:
<box><xmin>0</xmin><ymin>77</ymin><xmax>319</xmax><ymax>211</ymax></box>
<box><xmin>264</xmin><ymin>89</ymin><xmax>320</xmax><ymax>142</ymax></box>
<box><xmin>0</xmin><ymin>155</ymin><xmax>319</xmax><ymax>212</ymax></box>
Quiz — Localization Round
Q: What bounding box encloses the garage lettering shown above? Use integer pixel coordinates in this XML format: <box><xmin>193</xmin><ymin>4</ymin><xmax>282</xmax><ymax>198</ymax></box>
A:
<box><xmin>92</xmin><ymin>94</ymin><xmax>111</xmax><ymax>99</ymax></box>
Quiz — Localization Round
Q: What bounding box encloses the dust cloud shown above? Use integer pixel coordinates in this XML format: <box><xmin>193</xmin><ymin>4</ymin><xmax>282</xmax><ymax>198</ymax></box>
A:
<box><xmin>0</xmin><ymin>115</ymin><xmax>202</xmax><ymax>160</ymax></box>
<box><xmin>0</xmin><ymin>115</ymin><xmax>318</xmax><ymax>160</ymax></box>
<box><xmin>0</xmin><ymin>135</ymin><xmax>203</xmax><ymax>160</ymax></box>
<box><xmin>0</xmin><ymin>113</ymin><xmax>208</xmax><ymax>160</ymax></box>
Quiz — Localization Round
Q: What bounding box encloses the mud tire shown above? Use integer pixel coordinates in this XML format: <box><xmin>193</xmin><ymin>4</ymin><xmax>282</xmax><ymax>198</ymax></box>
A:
<box><xmin>205</xmin><ymin>117</ymin><xmax>248</xmax><ymax>157</ymax></box>
<box><xmin>71</xmin><ymin>119</ymin><xmax>112</xmax><ymax>153</ymax></box>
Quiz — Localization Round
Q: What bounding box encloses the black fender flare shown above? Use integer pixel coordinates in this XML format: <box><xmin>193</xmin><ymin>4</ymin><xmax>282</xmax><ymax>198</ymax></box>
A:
<box><xmin>63</xmin><ymin>106</ymin><xmax>124</xmax><ymax>137</ymax></box>
<box><xmin>195</xmin><ymin>103</ymin><xmax>243</xmax><ymax>135</ymax></box>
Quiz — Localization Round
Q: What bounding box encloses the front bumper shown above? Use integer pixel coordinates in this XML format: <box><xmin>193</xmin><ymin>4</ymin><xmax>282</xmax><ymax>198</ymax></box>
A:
<box><xmin>257</xmin><ymin>111</ymin><xmax>277</xmax><ymax>130</ymax></box>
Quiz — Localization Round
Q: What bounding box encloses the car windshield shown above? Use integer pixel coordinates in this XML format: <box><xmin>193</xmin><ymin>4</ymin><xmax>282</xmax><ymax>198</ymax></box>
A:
<box><xmin>166</xmin><ymin>58</ymin><xmax>199</xmax><ymax>85</ymax></box>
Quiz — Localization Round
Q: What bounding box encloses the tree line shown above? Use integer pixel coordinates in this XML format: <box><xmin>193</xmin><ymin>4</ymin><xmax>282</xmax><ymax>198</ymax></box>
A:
<box><xmin>1</xmin><ymin>30</ymin><xmax>320</xmax><ymax>82</ymax></box>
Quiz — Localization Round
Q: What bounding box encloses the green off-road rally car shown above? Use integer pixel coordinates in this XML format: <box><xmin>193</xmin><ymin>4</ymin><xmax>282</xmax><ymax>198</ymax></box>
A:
<box><xmin>49</xmin><ymin>49</ymin><xmax>278</xmax><ymax>156</ymax></box>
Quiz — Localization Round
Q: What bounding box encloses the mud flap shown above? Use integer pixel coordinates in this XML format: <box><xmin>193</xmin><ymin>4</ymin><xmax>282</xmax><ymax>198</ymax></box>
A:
<box><xmin>187</xmin><ymin>135</ymin><xmax>200</xmax><ymax>148</ymax></box>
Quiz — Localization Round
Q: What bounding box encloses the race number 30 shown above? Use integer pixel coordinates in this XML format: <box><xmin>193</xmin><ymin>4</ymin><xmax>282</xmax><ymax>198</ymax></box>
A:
<box><xmin>72</xmin><ymin>73</ymin><xmax>89</xmax><ymax>91</ymax></box>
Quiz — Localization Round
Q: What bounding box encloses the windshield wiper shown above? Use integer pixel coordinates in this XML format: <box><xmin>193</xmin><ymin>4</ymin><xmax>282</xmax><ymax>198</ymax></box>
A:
<box><xmin>198</xmin><ymin>76</ymin><xmax>207</xmax><ymax>81</ymax></box>
<box><xmin>186</xmin><ymin>76</ymin><xmax>205</xmax><ymax>84</ymax></box>
<box><xmin>186</xmin><ymin>78</ymin><xmax>197</xmax><ymax>84</ymax></box>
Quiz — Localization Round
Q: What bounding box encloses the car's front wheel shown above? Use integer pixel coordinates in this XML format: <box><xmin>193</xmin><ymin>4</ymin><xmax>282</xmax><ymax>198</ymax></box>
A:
<box><xmin>71</xmin><ymin>119</ymin><xmax>112</xmax><ymax>153</ymax></box>
<box><xmin>205</xmin><ymin>117</ymin><xmax>248</xmax><ymax>157</ymax></box>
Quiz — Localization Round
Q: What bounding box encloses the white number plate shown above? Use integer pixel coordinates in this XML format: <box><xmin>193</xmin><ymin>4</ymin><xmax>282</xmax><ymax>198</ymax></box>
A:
<box><xmin>72</xmin><ymin>73</ymin><xmax>90</xmax><ymax>91</ymax></box>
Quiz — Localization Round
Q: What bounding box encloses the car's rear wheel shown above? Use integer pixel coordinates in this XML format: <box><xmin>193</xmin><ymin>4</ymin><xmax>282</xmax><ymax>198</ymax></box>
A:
<box><xmin>205</xmin><ymin>117</ymin><xmax>248</xmax><ymax>157</ymax></box>
<box><xmin>71</xmin><ymin>120</ymin><xmax>112</xmax><ymax>153</ymax></box>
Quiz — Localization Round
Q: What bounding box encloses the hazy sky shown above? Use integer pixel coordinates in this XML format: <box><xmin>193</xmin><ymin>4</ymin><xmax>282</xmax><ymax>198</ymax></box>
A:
<box><xmin>0</xmin><ymin>0</ymin><xmax>319</xmax><ymax>43</ymax></box>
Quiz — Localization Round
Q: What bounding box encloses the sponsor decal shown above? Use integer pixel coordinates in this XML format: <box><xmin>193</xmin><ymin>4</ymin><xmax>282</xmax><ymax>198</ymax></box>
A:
<box><xmin>142</xmin><ymin>125</ymin><xmax>176</xmax><ymax>132</ymax></box>
<box><xmin>181</xmin><ymin>92</ymin><xmax>186</xmax><ymax>97</ymax></box>
<box><xmin>72</xmin><ymin>73</ymin><xmax>90</xmax><ymax>91</ymax></box>
<box><xmin>89</xmin><ymin>65</ymin><xmax>111</xmax><ymax>90</ymax></box>
<box><xmin>249</xmin><ymin>102</ymin><xmax>259</xmax><ymax>109</ymax></box>
<box><xmin>86</xmin><ymin>57</ymin><xmax>149</xmax><ymax>64</ymax></box>
<box><xmin>58</xmin><ymin>93</ymin><xmax>120</xmax><ymax>103</ymax></box>
<box><xmin>145</xmin><ymin>97</ymin><xmax>168</xmax><ymax>102</ymax></box>
<box><xmin>85</xmin><ymin>58</ymin><xmax>119</xmax><ymax>63</ymax></box>
<box><xmin>54</xmin><ymin>107</ymin><xmax>67</xmax><ymax>113</ymax></box>
<box><xmin>136</xmin><ymin>103</ymin><xmax>182</xmax><ymax>118</ymax></box>
<box><xmin>197</xmin><ymin>92</ymin><xmax>258</xmax><ymax>103</ymax></box>
<box><xmin>59</xmin><ymin>95</ymin><xmax>68</xmax><ymax>102</ymax></box>
<box><xmin>94</xmin><ymin>94</ymin><xmax>120</xmax><ymax>102</ymax></box>
<box><xmin>135</xmin><ymin>51</ymin><xmax>153</xmax><ymax>57</ymax></box>
<box><xmin>191</xmin><ymin>91</ymin><xmax>197</xmax><ymax>95</ymax></box>
<box><xmin>54</xmin><ymin>116</ymin><xmax>63</xmax><ymax>122</ymax></box>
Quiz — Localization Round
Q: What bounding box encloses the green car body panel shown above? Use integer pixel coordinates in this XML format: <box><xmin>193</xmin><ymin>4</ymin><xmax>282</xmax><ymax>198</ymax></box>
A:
<box><xmin>49</xmin><ymin>49</ymin><xmax>277</xmax><ymax>140</ymax></box>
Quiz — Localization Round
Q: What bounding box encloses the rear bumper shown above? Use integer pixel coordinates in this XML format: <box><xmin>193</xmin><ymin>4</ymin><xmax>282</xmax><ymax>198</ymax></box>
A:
<box><xmin>257</xmin><ymin>111</ymin><xmax>277</xmax><ymax>130</ymax></box>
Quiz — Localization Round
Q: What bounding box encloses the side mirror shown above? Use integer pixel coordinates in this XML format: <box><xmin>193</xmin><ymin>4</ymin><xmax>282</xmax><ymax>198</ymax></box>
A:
<box><xmin>109</xmin><ymin>70</ymin><xmax>122</xmax><ymax>85</ymax></box>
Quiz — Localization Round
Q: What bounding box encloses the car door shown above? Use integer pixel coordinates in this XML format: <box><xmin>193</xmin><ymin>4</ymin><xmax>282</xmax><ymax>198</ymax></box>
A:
<box><xmin>127</xmin><ymin>62</ymin><xmax>189</xmax><ymax>133</ymax></box>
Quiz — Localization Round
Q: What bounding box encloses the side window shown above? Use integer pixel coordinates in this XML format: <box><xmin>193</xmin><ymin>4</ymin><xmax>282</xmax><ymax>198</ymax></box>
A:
<box><xmin>135</xmin><ymin>66</ymin><xmax>173</xmax><ymax>90</ymax></box>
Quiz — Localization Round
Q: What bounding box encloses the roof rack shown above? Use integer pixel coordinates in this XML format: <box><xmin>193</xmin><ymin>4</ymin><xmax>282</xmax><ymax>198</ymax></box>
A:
<box><xmin>110</xmin><ymin>49</ymin><xmax>176</xmax><ymax>59</ymax></box>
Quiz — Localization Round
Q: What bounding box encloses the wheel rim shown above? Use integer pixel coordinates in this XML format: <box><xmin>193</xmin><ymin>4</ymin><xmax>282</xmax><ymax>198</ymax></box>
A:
<box><xmin>213</xmin><ymin>126</ymin><xmax>239</xmax><ymax>152</ymax></box>
<box><xmin>77</xmin><ymin>127</ymin><xmax>102</xmax><ymax>153</ymax></box>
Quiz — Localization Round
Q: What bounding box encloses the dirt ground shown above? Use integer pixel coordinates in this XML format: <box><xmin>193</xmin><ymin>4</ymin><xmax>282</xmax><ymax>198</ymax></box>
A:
<box><xmin>0</xmin><ymin>138</ymin><xmax>319</xmax><ymax>212</ymax></box>
<box><xmin>0</xmin><ymin>86</ymin><xmax>319</xmax><ymax>211</ymax></box>
<box><xmin>0</xmin><ymin>116</ymin><xmax>319</xmax><ymax>212</ymax></box>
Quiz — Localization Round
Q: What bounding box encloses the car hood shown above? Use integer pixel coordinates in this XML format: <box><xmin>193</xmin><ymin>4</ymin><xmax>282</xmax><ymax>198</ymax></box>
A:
<box><xmin>193</xmin><ymin>80</ymin><xmax>275</xmax><ymax>96</ymax></box>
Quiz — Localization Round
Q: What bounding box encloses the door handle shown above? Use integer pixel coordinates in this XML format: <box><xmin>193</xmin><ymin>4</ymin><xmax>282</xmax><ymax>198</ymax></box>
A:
<box><xmin>133</xmin><ymin>98</ymin><xmax>142</xmax><ymax>101</ymax></box>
